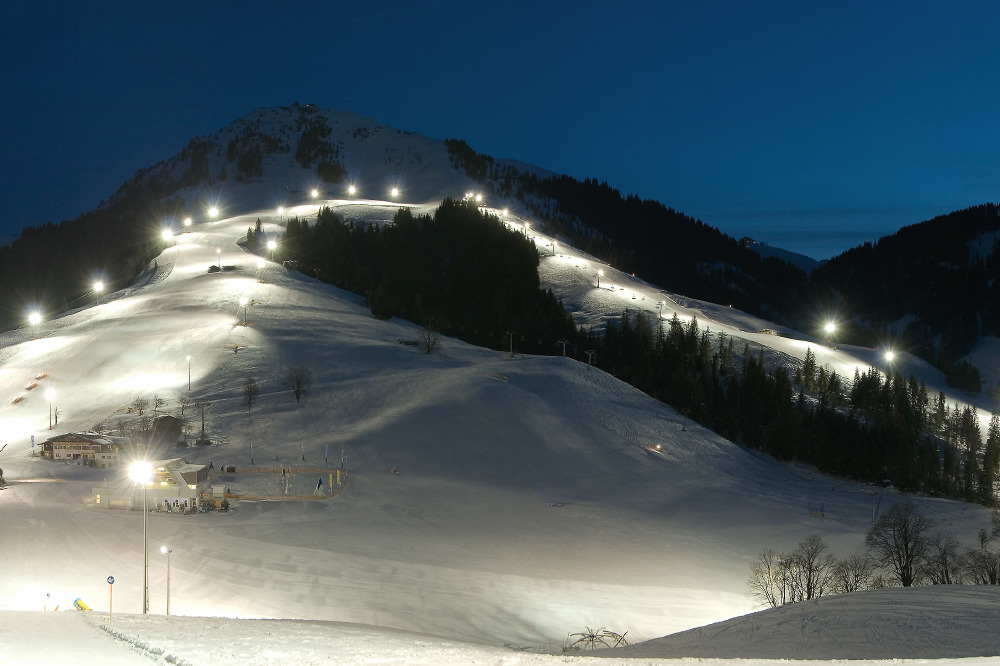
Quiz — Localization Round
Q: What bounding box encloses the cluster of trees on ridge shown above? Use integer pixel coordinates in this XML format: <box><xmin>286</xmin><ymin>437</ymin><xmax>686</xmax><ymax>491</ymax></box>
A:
<box><xmin>0</xmin><ymin>193</ymin><xmax>177</xmax><ymax>333</ymax></box>
<box><xmin>595</xmin><ymin>308</ymin><xmax>1000</xmax><ymax>505</ymax></box>
<box><xmin>748</xmin><ymin>502</ymin><xmax>1000</xmax><ymax>609</ymax></box>
<box><xmin>270</xmin><ymin>198</ymin><xmax>583</xmax><ymax>354</ymax></box>
<box><xmin>445</xmin><ymin>139</ymin><xmax>1000</xmax><ymax>396</ymax></box>
<box><xmin>445</xmin><ymin>139</ymin><xmax>805</xmax><ymax>321</ymax></box>
<box><xmin>804</xmin><ymin>204</ymin><xmax>1000</xmax><ymax>394</ymax></box>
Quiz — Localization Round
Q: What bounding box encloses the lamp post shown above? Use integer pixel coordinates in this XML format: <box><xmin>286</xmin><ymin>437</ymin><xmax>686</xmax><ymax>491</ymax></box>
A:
<box><xmin>277</xmin><ymin>207</ymin><xmax>284</xmax><ymax>225</ymax></box>
<box><xmin>129</xmin><ymin>461</ymin><xmax>153</xmax><ymax>615</ymax></box>
<box><xmin>209</xmin><ymin>206</ymin><xmax>219</xmax><ymax>219</ymax></box>
<box><xmin>348</xmin><ymin>185</ymin><xmax>357</xmax><ymax>196</ymax></box>
<box><xmin>824</xmin><ymin>322</ymin><xmax>835</xmax><ymax>344</ymax></box>
<box><xmin>596</xmin><ymin>269</ymin><xmax>604</xmax><ymax>288</ymax></box>
<box><xmin>215</xmin><ymin>248</ymin><xmax>221</xmax><ymax>268</ymax></box>
<box><xmin>267</xmin><ymin>240</ymin><xmax>277</xmax><ymax>261</ymax></box>
<box><xmin>93</xmin><ymin>281</ymin><xmax>104</xmax><ymax>303</ymax></box>
<box><xmin>239</xmin><ymin>297</ymin><xmax>248</xmax><ymax>325</ymax></box>
<box><xmin>45</xmin><ymin>388</ymin><xmax>54</xmax><ymax>430</ymax></box>
<box><xmin>160</xmin><ymin>546</ymin><xmax>172</xmax><ymax>615</ymax></box>
<box><xmin>311</xmin><ymin>188</ymin><xmax>319</xmax><ymax>199</ymax></box>
<box><xmin>183</xmin><ymin>217</ymin><xmax>192</xmax><ymax>228</ymax></box>
<box><xmin>186</xmin><ymin>356</ymin><xmax>192</xmax><ymax>392</ymax></box>
<box><xmin>390</xmin><ymin>187</ymin><xmax>399</xmax><ymax>199</ymax></box>
<box><xmin>28</xmin><ymin>311</ymin><xmax>41</xmax><ymax>338</ymax></box>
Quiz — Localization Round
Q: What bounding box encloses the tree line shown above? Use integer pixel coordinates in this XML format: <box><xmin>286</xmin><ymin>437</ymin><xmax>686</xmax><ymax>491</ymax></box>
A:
<box><xmin>273</xmin><ymin>198</ymin><xmax>583</xmax><ymax>354</ymax></box>
<box><xmin>591</xmin><ymin>309</ymin><xmax>1000</xmax><ymax>506</ymax></box>
<box><xmin>748</xmin><ymin>502</ymin><xmax>1000</xmax><ymax>609</ymax></box>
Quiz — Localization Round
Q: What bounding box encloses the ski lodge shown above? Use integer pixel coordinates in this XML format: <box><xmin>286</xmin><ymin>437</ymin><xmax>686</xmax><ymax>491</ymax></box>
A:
<box><xmin>40</xmin><ymin>432</ymin><xmax>130</xmax><ymax>468</ymax></box>
<box><xmin>92</xmin><ymin>458</ymin><xmax>212</xmax><ymax>512</ymax></box>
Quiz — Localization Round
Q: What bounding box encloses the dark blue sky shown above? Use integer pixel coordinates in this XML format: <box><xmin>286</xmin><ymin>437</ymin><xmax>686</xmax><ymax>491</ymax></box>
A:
<box><xmin>3</xmin><ymin>1</ymin><xmax>999</xmax><ymax>259</ymax></box>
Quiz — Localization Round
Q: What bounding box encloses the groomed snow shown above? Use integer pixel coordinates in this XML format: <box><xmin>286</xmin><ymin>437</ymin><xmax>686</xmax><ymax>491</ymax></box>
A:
<box><xmin>0</xmin><ymin>194</ymin><xmax>996</xmax><ymax>664</ymax></box>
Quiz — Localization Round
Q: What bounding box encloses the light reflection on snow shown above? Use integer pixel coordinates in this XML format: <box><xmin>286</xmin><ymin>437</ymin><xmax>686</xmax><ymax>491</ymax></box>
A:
<box><xmin>111</xmin><ymin>372</ymin><xmax>182</xmax><ymax>392</ymax></box>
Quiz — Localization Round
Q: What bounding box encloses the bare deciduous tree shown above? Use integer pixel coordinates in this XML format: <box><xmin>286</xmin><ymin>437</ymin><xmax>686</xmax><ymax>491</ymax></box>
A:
<box><xmin>747</xmin><ymin>548</ymin><xmax>793</xmax><ymax>608</ymax></box>
<box><xmin>965</xmin><ymin>547</ymin><xmax>1000</xmax><ymax>584</ymax></box>
<box><xmin>866</xmin><ymin>501</ymin><xmax>934</xmax><ymax>587</ymax></box>
<box><xmin>832</xmin><ymin>553</ymin><xmax>877</xmax><ymax>594</ymax></box>
<box><xmin>283</xmin><ymin>366</ymin><xmax>312</xmax><ymax>403</ymax></box>
<box><xmin>788</xmin><ymin>535</ymin><xmax>836</xmax><ymax>601</ymax></box>
<box><xmin>747</xmin><ymin>536</ymin><xmax>836</xmax><ymax>608</ymax></box>
<box><xmin>132</xmin><ymin>396</ymin><xmax>149</xmax><ymax>415</ymax></box>
<box><xmin>419</xmin><ymin>320</ymin><xmax>439</xmax><ymax>354</ymax></box>
<box><xmin>924</xmin><ymin>535</ymin><xmax>963</xmax><ymax>585</ymax></box>
<box><xmin>179</xmin><ymin>394</ymin><xmax>193</xmax><ymax>416</ymax></box>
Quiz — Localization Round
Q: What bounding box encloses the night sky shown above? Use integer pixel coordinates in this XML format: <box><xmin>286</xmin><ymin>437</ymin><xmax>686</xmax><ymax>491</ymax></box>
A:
<box><xmin>3</xmin><ymin>1</ymin><xmax>999</xmax><ymax>259</ymax></box>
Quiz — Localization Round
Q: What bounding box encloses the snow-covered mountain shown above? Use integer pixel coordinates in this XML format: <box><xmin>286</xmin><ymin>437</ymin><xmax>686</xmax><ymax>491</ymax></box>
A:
<box><xmin>105</xmin><ymin>103</ymin><xmax>547</xmax><ymax>223</ymax></box>
<box><xmin>740</xmin><ymin>236</ymin><xmax>822</xmax><ymax>272</ymax></box>
<box><xmin>0</xmin><ymin>188</ymin><xmax>995</xmax><ymax>663</ymax></box>
<box><xmin>1</xmin><ymin>106</ymin><xmax>999</xmax><ymax>663</ymax></box>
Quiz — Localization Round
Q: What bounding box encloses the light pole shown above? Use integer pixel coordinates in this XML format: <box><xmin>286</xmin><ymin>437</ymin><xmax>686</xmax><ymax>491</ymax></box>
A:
<box><xmin>129</xmin><ymin>461</ymin><xmax>153</xmax><ymax>615</ymax></box>
<box><xmin>390</xmin><ymin>187</ymin><xmax>399</xmax><ymax>199</ymax></box>
<box><xmin>186</xmin><ymin>356</ymin><xmax>192</xmax><ymax>391</ymax></box>
<box><xmin>183</xmin><ymin>217</ymin><xmax>192</xmax><ymax>229</ymax></box>
<box><xmin>596</xmin><ymin>269</ymin><xmax>604</xmax><ymax>288</ymax></box>
<box><xmin>824</xmin><ymin>322</ymin><xmax>835</xmax><ymax>344</ymax></box>
<box><xmin>267</xmin><ymin>240</ymin><xmax>277</xmax><ymax>261</ymax></box>
<box><xmin>45</xmin><ymin>388</ymin><xmax>55</xmax><ymax>430</ymax></box>
<box><xmin>160</xmin><ymin>546</ymin><xmax>172</xmax><ymax>615</ymax></box>
<box><xmin>215</xmin><ymin>248</ymin><xmax>221</xmax><ymax>268</ymax></box>
<box><xmin>239</xmin><ymin>297</ymin><xmax>248</xmax><ymax>325</ymax></box>
<box><xmin>277</xmin><ymin>207</ymin><xmax>284</xmax><ymax>225</ymax></box>
<box><xmin>348</xmin><ymin>185</ymin><xmax>357</xmax><ymax>196</ymax></box>
<box><xmin>209</xmin><ymin>206</ymin><xmax>219</xmax><ymax>219</ymax></box>
<box><xmin>93</xmin><ymin>281</ymin><xmax>104</xmax><ymax>303</ymax></box>
<box><xmin>28</xmin><ymin>311</ymin><xmax>41</xmax><ymax>338</ymax></box>
<box><xmin>311</xmin><ymin>188</ymin><xmax>319</xmax><ymax>200</ymax></box>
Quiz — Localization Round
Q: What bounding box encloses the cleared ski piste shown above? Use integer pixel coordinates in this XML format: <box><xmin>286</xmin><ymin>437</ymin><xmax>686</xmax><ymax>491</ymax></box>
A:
<box><xmin>0</xmin><ymin>196</ymin><xmax>996</xmax><ymax>664</ymax></box>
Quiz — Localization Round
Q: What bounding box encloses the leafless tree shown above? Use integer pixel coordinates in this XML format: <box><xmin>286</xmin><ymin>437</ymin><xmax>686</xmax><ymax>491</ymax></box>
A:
<box><xmin>132</xmin><ymin>396</ymin><xmax>149</xmax><ymax>415</ymax></box>
<box><xmin>419</xmin><ymin>320</ymin><xmax>439</xmax><ymax>354</ymax></box>
<box><xmin>179</xmin><ymin>394</ymin><xmax>193</xmax><ymax>416</ymax></box>
<box><xmin>832</xmin><ymin>553</ymin><xmax>877</xmax><ymax>593</ymax></box>
<box><xmin>243</xmin><ymin>376</ymin><xmax>260</xmax><ymax>412</ymax></box>
<box><xmin>747</xmin><ymin>537</ymin><xmax>836</xmax><ymax>608</ymax></box>
<box><xmin>788</xmin><ymin>535</ymin><xmax>836</xmax><ymax>601</ymax></box>
<box><xmin>924</xmin><ymin>535</ymin><xmax>964</xmax><ymax>585</ymax></box>
<box><xmin>964</xmin><ymin>547</ymin><xmax>1000</xmax><ymax>584</ymax></box>
<box><xmin>866</xmin><ymin>501</ymin><xmax>934</xmax><ymax>587</ymax></box>
<box><xmin>747</xmin><ymin>548</ymin><xmax>794</xmax><ymax>608</ymax></box>
<box><xmin>153</xmin><ymin>395</ymin><xmax>166</xmax><ymax>415</ymax></box>
<box><xmin>283</xmin><ymin>366</ymin><xmax>312</xmax><ymax>403</ymax></box>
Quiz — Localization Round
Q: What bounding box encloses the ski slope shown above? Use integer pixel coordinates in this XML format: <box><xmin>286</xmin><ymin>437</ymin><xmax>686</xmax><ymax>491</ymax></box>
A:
<box><xmin>0</xmin><ymin>194</ymin><xmax>996</xmax><ymax>664</ymax></box>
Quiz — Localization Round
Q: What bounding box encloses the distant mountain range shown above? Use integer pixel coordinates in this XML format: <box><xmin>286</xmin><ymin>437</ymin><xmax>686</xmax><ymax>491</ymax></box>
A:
<box><xmin>2</xmin><ymin>103</ymin><xmax>998</xmax><ymax>393</ymax></box>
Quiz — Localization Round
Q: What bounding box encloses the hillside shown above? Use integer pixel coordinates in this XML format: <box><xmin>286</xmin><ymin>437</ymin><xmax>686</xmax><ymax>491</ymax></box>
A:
<box><xmin>800</xmin><ymin>204</ymin><xmax>1000</xmax><ymax>391</ymax></box>
<box><xmin>0</xmin><ymin>194</ymin><xmax>995</xmax><ymax>661</ymax></box>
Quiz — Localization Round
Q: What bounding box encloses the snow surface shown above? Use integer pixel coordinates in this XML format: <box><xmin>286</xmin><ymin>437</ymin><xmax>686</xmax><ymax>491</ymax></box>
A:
<box><xmin>1</xmin><ymin>193</ymin><xmax>998</xmax><ymax>664</ymax></box>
